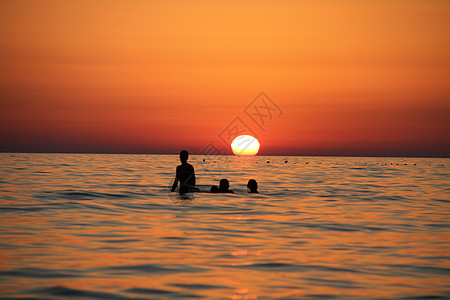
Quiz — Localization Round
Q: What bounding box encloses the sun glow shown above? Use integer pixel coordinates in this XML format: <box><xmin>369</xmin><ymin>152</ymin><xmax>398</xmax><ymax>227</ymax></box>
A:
<box><xmin>231</xmin><ymin>135</ymin><xmax>260</xmax><ymax>156</ymax></box>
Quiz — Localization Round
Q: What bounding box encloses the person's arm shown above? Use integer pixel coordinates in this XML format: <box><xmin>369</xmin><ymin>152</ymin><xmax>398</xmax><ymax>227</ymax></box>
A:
<box><xmin>171</xmin><ymin>167</ymin><xmax>178</xmax><ymax>192</ymax></box>
<box><xmin>171</xmin><ymin>177</ymin><xmax>177</xmax><ymax>192</ymax></box>
<box><xmin>192</xmin><ymin>171</ymin><xmax>200</xmax><ymax>192</ymax></box>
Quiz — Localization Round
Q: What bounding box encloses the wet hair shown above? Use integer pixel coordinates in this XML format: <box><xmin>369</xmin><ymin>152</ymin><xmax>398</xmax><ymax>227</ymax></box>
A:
<box><xmin>179</xmin><ymin>150</ymin><xmax>189</xmax><ymax>162</ymax></box>
<box><xmin>247</xmin><ymin>179</ymin><xmax>258</xmax><ymax>193</ymax></box>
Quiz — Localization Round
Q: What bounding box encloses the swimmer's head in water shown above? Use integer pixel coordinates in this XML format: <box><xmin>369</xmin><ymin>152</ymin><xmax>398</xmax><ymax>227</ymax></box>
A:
<box><xmin>179</xmin><ymin>150</ymin><xmax>189</xmax><ymax>163</ymax></box>
<box><xmin>247</xmin><ymin>179</ymin><xmax>258</xmax><ymax>193</ymax></box>
<box><xmin>219</xmin><ymin>179</ymin><xmax>230</xmax><ymax>191</ymax></box>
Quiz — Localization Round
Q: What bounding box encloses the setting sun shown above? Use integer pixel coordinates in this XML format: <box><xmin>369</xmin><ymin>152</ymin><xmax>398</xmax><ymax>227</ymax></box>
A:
<box><xmin>231</xmin><ymin>135</ymin><xmax>260</xmax><ymax>156</ymax></box>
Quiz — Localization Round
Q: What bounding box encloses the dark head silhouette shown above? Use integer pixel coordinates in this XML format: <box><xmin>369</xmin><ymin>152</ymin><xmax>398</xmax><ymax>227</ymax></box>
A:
<box><xmin>218</xmin><ymin>178</ymin><xmax>234</xmax><ymax>193</ymax></box>
<box><xmin>171</xmin><ymin>150</ymin><xmax>196</xmax><ymax>194</ymax></box>
<box><xmin>179</xmin><ymin>150</ymin><xmax>189</xmax><ymax>163</ymax></box>
<box><xmin>247</xmin><ymin>179</ymin><xmax>258</xmax><ymax>193</ymax></box>
<box><xmin>219</xmin><ymin>179</ymin><xmax>229</xmax><ymax>191</ymax></box>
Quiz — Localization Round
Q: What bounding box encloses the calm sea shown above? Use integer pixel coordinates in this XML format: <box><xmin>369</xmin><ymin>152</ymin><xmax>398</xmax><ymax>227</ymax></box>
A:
<box><xmin>0</xmin><ymin>153</ymin><xmax>449</xmax><ymax>299</ymax></box>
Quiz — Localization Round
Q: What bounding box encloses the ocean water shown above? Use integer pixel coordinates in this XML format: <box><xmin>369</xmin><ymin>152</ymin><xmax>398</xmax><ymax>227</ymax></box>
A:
<box><xmin>0</xmin><ymin>153</ymin><xmax>449</xmax><ymax>299</ymax></box>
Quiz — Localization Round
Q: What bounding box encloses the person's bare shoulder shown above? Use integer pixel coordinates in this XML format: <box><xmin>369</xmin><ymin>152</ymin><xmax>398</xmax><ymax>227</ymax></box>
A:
<box><xmin>184</xmin><ymin>163</ymin><xmax>194</xmax><ymax>171</ymax></box>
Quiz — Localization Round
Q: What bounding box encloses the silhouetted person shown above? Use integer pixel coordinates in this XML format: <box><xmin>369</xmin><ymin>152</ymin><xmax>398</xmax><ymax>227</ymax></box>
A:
<box><xmin>219</xmin><ymin>179</ymin><xmax>234</xmax><ymax>193</ymax></box>
<box><xmin>210</xmin><ymin>179</ymin><xmax>233</xmax><ymax>193</ymax></box>
<box><xmin>171</xmin><ymin>150</ymin><xmax>196</xmax><ymax>194</ymax></box>
<box><xmin>247</xmin><ymin>179</ymin><xmax>258</xmax><ymax>193</ymax></box>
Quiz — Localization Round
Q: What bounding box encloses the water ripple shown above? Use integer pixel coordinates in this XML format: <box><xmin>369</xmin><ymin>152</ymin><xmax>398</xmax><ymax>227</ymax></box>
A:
<box><xmin>95</xmin><ymin>264</ymin><xmax>208</xmax><ymax>275</ymax></box>
<box><xmin>0</xmin><ymin>268</ymin><xmax>84</xmax><ymax>278</ymax></box>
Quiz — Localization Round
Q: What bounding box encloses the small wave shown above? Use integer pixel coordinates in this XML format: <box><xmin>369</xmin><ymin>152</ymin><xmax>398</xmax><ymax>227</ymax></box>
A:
<box><xmin>95</xmin><ymin>263</ymin><xmax>208</xmax><ymax>275</ymax></box>
<box><xmin>382</xmin><ymin>264</ymin><xmax>450</xmax><ymax>276</ymax></box>
<box><xmin>433</xmin><ymin>198</ymin><xmax>450</xmax><ymax>203</ymax></box>
<box><xmin>125</xmin><ymin>288</ymin><xmax>177</xmax><ymax>295</ymax></box>
<box><xmin>161</xmin><ymin>236</ymin><xmax>187</xmax><ymax>240</ymax></box>
<box><xmin>276</xmin><ymin>221</ymin><xmax>386</xmax><ymax>232</ymax></box>
<box><xmin>169</xmin><ymin>283</ymin><xmax>226</xmax><ymax>290</ymax></box>
<box><xmin>425</xmin><ymin>223</ymin><xmax>450</xmax><ymax>228</ymax></box>
<box><xmin>74</xmin><ymin>233</ymin><xmax>126</xmax><ymax>238</ymax></box>
<box><xmin>363</xmin><ymin>195</ymin><xmax>410</xmax><ymax>202</ymax></box>
<box><xmin>398</xmin><ymin>295</ymin><xmax>450</xmax><ymax>299</ymax></box>
<box><xmin>60</xmin><ymin>191</ymin><xmax>129</xmax><ymax>199</ymax></box>
<box><xmin>113</xmin><ymin>202</ymin><xmax>171</xmax><ymax>212</ymax></box>
<box><xmin>302</xmin><ymin>277</ymin><xmax>362</xmax><ymax>289</ymax></box>
<box><xmin>97</xmin><ymin>238</ymin><xmax>142</xmax><ymax>243</ymax></box>
<box><xmin>0</xmin><ymin>268</ymin><xmax>83</xmax><ymax>278</ymax></box>
<box><xmin>0</xmin><ymin>206</ymin><xmax>46</xmax><ymax>212</ymax></box>
<box><xmin>125</xmin><ymin>288</ymin><xmax>202</xmax><ymax>298</ymax></box>
<box><xmin>34</xmin><ymin>190</ymin><xmax>138</xmax><ymax>201</ymax></box>
<box><xmin>28</xmin><ymin>286</ymin><xmax>126</xmax><ymax>299</ymax></box>
<box><xmin>227</xmin><ymin>262</ymin><xmax>362</xmax><ymax>274</ymax></box>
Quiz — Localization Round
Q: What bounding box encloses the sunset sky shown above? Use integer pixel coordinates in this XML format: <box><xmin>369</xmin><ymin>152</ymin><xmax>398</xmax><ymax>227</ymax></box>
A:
<box><xmin>0</xmin><ymin>0</ymin><xmax>449</xmax><ymax>156</ymax></box>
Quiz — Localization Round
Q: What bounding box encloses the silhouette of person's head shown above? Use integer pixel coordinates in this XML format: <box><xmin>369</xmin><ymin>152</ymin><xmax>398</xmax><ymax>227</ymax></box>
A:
<box><xmin>247</xmin><ymin>179</ymin><xmax>258</xmax><ymax>193</ymax></box>
<box><xmin>219</xmin><ymin>179</ymin><xmax>230</xmax><ymax>192</ymax></box>
<box><xmin>210</xmin><ymin>186</ymin><xmax>219</xmax><ymax>193</ymax></box>
<box><xmin>179</xmin><ymin>150</ymin><xmax>189</xmax><ymax>163</ymax></box>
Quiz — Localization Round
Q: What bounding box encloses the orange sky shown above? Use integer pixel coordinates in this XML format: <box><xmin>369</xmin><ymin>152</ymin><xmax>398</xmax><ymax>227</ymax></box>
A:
<box><xmin>0</xmin><ymin>0</ymin><xmax>449</xmax><ymax>156</ymax></box>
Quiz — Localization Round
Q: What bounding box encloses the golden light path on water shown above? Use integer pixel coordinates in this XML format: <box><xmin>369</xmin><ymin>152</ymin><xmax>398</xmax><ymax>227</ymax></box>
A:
<box><xmin>0</xmin><ymin>153</ymin><xmax>449</xmax><ymax>299</ymax></box>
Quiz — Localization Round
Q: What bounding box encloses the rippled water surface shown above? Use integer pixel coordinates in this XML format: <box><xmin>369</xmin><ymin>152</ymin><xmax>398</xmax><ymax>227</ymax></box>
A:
<box><xmin>0</xmin><ymin>153</ymin><xmax>449</xmax><ymax>299</ymax></box>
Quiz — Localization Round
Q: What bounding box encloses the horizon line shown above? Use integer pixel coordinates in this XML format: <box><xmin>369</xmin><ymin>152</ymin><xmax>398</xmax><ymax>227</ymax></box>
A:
<box><xmin>0</xmin><ymin>151</ymin><xmax>448</xmax><ymax>159</ymax></box>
